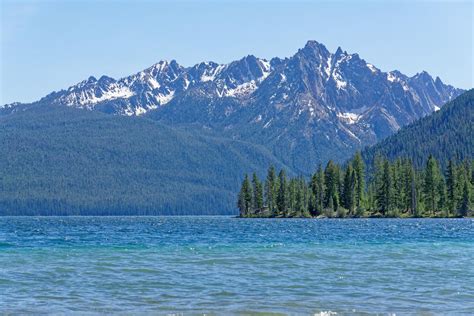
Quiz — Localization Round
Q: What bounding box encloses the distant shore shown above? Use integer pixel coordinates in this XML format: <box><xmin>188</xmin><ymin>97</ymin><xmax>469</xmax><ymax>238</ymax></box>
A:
<box><xmin>238</xmin><ymin>214</ymin><xmax>472</xmax><ymax>219</ymax></box>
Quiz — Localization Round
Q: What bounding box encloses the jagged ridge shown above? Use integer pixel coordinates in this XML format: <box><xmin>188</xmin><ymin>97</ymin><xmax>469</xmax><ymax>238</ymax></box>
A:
<box><xmin>2</xmin><ymin>40</ymin><xmax>464</xmax><ymax>171</ymax></box>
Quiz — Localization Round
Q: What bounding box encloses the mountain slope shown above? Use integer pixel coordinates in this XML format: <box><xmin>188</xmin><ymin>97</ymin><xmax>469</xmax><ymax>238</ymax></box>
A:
<box><xmin>148</xmin><ymin>42</ymin><xmax>463</xmax><ymax>170</ymax></box>
<box><xmin>361</xmin><ymin>89</ymin><xmax>474</xmax><ymax>168</ymax></box>
<box><xmin>0</xmin><ymin>105</ymin><xmax>293</xmax><ymax>215</ymax></box>
<box><xmin>2</xmin><ymin>41</ymin><xmax>464</xmax><ymax>171</ymax></box>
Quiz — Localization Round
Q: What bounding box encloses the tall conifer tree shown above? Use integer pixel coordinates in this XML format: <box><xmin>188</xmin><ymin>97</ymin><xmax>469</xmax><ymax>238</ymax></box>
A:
<box><xmin>264</xmin><ymin>166</ymin><xmax>277</xmax><ymax>216</ymax></box>
<box><xmin>424</xmin><ymin>155</ymin><xmax>441</xmax><ymax>214</ymax></box>
<box><xmin>277</xmin><ymin>169</ymin><xmax>288</xmax><ymax>216</ymax></box>
<box><xmin>352</xmin><ymin>151</ymin><xmax>365</xmax><ymax>209</ymax></box>
<box><xmin>446</xmin><ymin>160</ymin><xmax>457</xmax><ymax>215</ymax></box>
<box><xmin>343</xmin><ymin>164</ymin><xmax>356</xmax><ymax>213</ymax></box>
<box><xmin>376</xmin><ymin>159</ymin><xmax>392</xmax><ymax>215</ymax></box>
<box><xmin>459</xmin><ymin>179</ymin><xmax>470</xmax><ymax>217</ymax></box>
<box><xmin>252</xmin><ymin>172</ymin><xmax>263</xmax><ymax>213</ymax></box>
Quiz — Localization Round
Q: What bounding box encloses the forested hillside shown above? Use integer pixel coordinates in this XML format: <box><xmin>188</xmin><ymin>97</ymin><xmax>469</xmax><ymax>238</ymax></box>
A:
<box><xmin>0</xmin><ymin>105</ymin><xmax>292</xmax><ymax>215</ymax></box>
<box><xmin>362</xmin><ymin>89</ymin><xmax>473</xmax><ymax>168</ymax></box>
<box><xmin>1</xmin><ymin>90</ymin><xmax>471</xmax><ymax>216</ymax></box>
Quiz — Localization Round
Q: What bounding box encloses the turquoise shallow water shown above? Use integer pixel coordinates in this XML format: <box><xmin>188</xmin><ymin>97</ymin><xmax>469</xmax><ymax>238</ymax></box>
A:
<box><xmin>1</xmin><ymin>217</ymin><xmax>474</xmax><ymax>314</ymax></box>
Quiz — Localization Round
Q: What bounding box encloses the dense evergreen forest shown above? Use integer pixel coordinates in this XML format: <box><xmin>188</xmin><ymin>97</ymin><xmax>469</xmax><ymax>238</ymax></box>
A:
<box><xmin>238</xmin><ymin>152</ymin><xmax>473</xmax><ymax>218</ymax></box>
<box><xmin>1</xmin><ymin>90</ymin><xmax>472</xmax><ymax>216</ymax></box>
<box><xmin>362</xmin><ymin>89</ymin><xmax>473</xmax><ymax>169</ymax></box>
<box><xmin>0</xmin><ymin>105</ymin><xmax>292</xmax><ymax>215</ymax></box>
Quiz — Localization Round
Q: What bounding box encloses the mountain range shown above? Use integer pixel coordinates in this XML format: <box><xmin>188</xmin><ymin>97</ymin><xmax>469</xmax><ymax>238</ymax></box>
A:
<box><xmin>2</xmin><ymin>41</ymin><xmax>464</xmax><ymax>171</ymax></box>
<box><xmin>1</xmin><ymin>40</ymin><xmax>469</xmax><ymax>215</ymax></box>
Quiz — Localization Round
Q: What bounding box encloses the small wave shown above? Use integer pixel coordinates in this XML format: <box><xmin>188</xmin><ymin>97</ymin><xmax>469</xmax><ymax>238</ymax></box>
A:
<box><xmin>314</xmin><ymin>312</ymin><xmax>337</xmax><ymax>316</ymax></box>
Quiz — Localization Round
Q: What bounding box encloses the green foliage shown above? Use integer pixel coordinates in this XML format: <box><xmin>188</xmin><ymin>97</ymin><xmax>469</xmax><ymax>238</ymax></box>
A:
<box><xmin>264</xmin><ymin>166</ymin><xmax>278</xmax><ymax>217</ymax></box>
<box><xmin>0</xmin><ymin>105</ymin><xmax>293</xmax><ymax>215</ymax></box>
<box><xmin>238</xmin><ymin>175</ymin><xmax>253</xmax><ymax>217</ymax></box>
<box><xmin>239</xmin><ymin>155</ymin><xmax>473</xmax><ymax>218</ymax></box>
<box><xmin>324</xmin><ymin>160</ymin><xmax>340</xmax><ymax>212</ymax></box>
<box><xmin>252</xmin><ymin>172</ymin><xmax>264</xmax><ymax>213</ymax></box>
<box><xmin>424</xmin><ymin>155</ymin><xmax>442</xmax><ymax>214</ymax></box>
<box><xmin>310</xmin><ymin>165</ymin><xmax>325</xmax><ymax>216</ymax></box>
<box><xmin>376</xmin><ymin>159</ymin><xmax>393</xmax><ymax>215</ymax></box>
<box><xmin>342</xmin><ymin>164</ymin><xmax>356</xmax><ymax>214</ymax></box>
<box><xmin>352</xmin><ymin>151</ymin><xmax>365</xmax><ymax>208</ymax></box>
<box><xmin>459</xmin><ymin>179</ymin><xmax>471</xmax><ymax>217</ymax></box>
<box><xmin>277</xmin><ymin>169</ymin><xmax>289</xmax><ymax>217</ymax></box>
<box><xmin>3</xmin><ymin>90</ymin><xmax>473</xmax><ymax>216</ymax></box>
<box><xmin>446</xmin><ymin>160</ymin><xmax>458</xmax><ymax>214</ymax></box>
<box><xmin>362</xmin><ymin>89</ymin><xmax>474</xmax><ymax>170</ymax></box>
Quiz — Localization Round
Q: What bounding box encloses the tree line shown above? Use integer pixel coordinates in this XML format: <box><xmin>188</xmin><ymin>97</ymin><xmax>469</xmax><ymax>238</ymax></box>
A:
<box><xmin>238</xmin><ymin>152</ymin><xmax>473</xmax><ymax>218</ymax></box>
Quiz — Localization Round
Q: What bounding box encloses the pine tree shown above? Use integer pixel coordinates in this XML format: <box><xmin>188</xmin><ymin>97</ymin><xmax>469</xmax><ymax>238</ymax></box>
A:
<box><xmin>288</xmin><ymin>178</ymin><xmax>297</xmax><ymax>216</ymax></box>
<box><xmin>445</xmin><ymin>160</ymin><xmax>457</xmax><ymax>216</ymax></box>
<box><xmin>437</xmin><ymin>177</ymin><xmax>447</xmax><ymax>216</ymax></box>
<box><xmin>238</xmin><ymin>174</ymin><xmax>253</xmax><ymax>217</ymax></box>
<box><xmin>311</xmin><ymin>165</ymin><xmax>325</xmax><ymax>216</ymax></box>
<box><xmin>237</xmin><ymin>182</ymin><xmax>246</xmax><ymax>217</ymax></box>
<box><xmin>302</xmin><ymin>178</ymin><xmax>311</xmax><ymax>217</ymax></box>
<box><xmin>264</xmin><ymin>166</ymin><xmax>277</xmax><ymax>216</ymax></box>
<box><xmin>352</xmin><ymin>151</ymin><xmax>365</xmax><ymax>209</ymax></box>
<box><xmin>392</xmin><ymin>159</ymin><xmax>406</xmax><ymax>212</ymax></box>
<box><xmin>471</xmin><ymin>160</ymin><xmax>474</xmax><ymax>186</ymax></box>
<box><xmin>294</xmin><ymin>178</ymin><xmax>304</xmax><ymax>217</ymax></box>
<box><xmin>402</xmin><ymin>159</ymin><xmax>414</xmax><ymax>214</ymax></box>
<box><xmin>238</xmin><ymin>154</ymin><xmax>469</xmax><ymax>218</ymax></box>
<box><xmin>424</xmin><ymin>155</ymin><xmax>441</xmax><ymax>215</ymax></box>
<box><xmin>373</xmin><ymin>155</ymin><xmax>384</xmax><ymax>214</ymax></box>
<box><xmin>410</xmin><ymin>167</ymin><xmax>418</xmax><ymax>217</ymax></box>
<box><xmin>343</xmin><ymin>164</ymin><xmax>356</xmax><ymax>214</ymax></box>
<box><xmin>308</xmin><ymin>188</ymin><xmax>316</xmax><ymax>217</ymax></box>
<box><xmin>274</xmin><ymin>174</ymin><xmax>280</xmax><ymax>215</ymax></box>
<box><xmin>376</xmin><ymin>159</ymin><xmax>392</xmax><ymax>215</ymax></box>
<box><xmin>252</xmin><ymin>172</ymin><xmax>263</xmax><ymax>214</ymax></box>
<box><xmin>245</xmin><ymin>175</ymin><xmax>253</xmax><ymax>216</ymax></box>
<box><xmin>324</xmin><ymin>160</ymin><xmax>339</xmax><ymax>212</ymax></box>
<box><xmin>459</xmin><ymin>179</ymin><xmax>470</xmax><ymax>217</ymax></box>
<box><xmin>366</xmin><ymin>182</ymin><xmax>376</xmax><ymax>213</ymax></box>
<box><xmin>277</xmin><ymin>169</ymin><xmax>288</xmax><ymax>216</ymax></box>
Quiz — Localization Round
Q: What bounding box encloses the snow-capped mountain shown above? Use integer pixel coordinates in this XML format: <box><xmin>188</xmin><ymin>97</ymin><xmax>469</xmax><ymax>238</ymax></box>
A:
<box><xmin>6</xmin><ymin>41</ymin><xmax>460</xmax><ymax>118</ymax></box>
<box><xmin>150</xmin><ymin>41</ymin><xmax>463</xmax><ymax>170</ymax></box>
<box><xmin>23</xmin><ymin>56</ymin><xmax>272</xmax><ymax>116</ymax></box>
<box><xmin>2</xmin><ymin>40</ymin><xmax>464</xmax><ymax>171</ymax></box>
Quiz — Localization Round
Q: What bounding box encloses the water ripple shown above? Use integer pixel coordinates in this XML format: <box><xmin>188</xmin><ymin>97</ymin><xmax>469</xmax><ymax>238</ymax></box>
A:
<box><xmin>0</xmin><ymin>217</ymin><xmax>473</xmax><ymax>314</ymax></box>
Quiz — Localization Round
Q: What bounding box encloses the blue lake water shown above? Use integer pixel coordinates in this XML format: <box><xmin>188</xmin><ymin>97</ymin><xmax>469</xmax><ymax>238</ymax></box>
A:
<box><xmin>1</xmin><ymin>217</ymin><xmax>473</xmax><ymax>314</ymax></box>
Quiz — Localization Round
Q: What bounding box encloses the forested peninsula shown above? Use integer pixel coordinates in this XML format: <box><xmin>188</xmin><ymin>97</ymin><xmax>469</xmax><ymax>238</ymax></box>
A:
<box><xmin>237</xmin><ymin>153</ymin><xmax>473</xmax><ymax>218</ymax></box>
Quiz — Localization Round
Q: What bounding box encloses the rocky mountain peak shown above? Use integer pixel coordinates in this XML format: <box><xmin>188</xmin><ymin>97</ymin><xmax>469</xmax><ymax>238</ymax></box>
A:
<box><xmin>3</xmin><ymin>41</ymin><xmax>464</xmax><ymax>147</ymax></box>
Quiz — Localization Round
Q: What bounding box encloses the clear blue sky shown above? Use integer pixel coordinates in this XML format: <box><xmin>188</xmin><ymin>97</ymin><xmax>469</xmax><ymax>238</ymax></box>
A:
<box><xmin>1</xmin><ymin>0</ymin><xmax>472</xmax><ymax>105</ymax></box>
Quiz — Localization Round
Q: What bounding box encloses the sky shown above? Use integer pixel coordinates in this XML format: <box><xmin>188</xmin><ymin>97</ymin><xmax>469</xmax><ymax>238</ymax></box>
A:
<box><xmin>1</xmin><ymin>0</ymin><xmax>472</xmax><ymax>105</ymax></box>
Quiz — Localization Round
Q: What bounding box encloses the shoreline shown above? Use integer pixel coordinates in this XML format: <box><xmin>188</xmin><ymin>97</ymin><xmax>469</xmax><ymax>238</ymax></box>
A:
<box><xmin>0</xmin><ymin>214</ymin><xmax>472</xmax><ymax>218</ymax></box>
<box><xmin>238</xmin><ymin>214</ymin><xmax>473</xmax><ymax>219</ymax></box>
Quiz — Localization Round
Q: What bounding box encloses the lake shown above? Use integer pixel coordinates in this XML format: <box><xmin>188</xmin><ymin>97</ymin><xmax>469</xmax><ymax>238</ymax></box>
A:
<box><xmin>1</xmin><ymin>217</ymin><xmax>473</xmax><ymax>314</ymax></box>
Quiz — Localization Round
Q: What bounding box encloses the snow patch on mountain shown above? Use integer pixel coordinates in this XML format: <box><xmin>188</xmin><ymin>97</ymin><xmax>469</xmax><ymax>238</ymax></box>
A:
<box><xmin>4</xmin><ymin>40</ymin><xmax>463</xmax><ymax>128</ymax></box>
<box><xmin>224</xmin><ymin>81</ymin><xmax>258</xmax><ymax>97</ymax></box>
<box><xmin>200</xmin><ymin>63</ymin><xmax>226</xmax><ymax>82</ymax></box>
<box><xmin>367</xmin><ymin>63</ymin><xmax>378</xmax><ymax>73</ymax></box>
<box><xmin>337</xmin><ymin>112</ymin><xmax>360</xmax><ymax>124</ymax></box>
<box><xmin>259</xmin><ymin>59</ymin><xmax>272</xmax><ymax>79</ymax></box>
<box><xmin>324</xmin><ymin>56</ymin><xmax>333</xmax><ymax>78</ymax></box>
<box><xmin>62</xmin><ymin>85</ymin><xmax>134</xmax><ymax>107</ymax></box>
<box><xmin>156</xmin><ymin>91</ymin><xmax>175</xmax><ymax>105</ymax></box>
